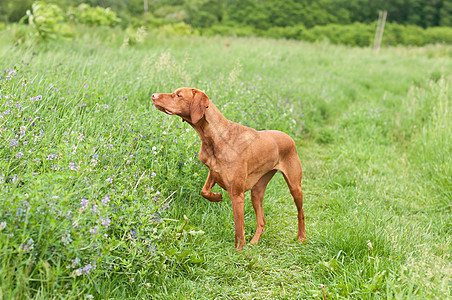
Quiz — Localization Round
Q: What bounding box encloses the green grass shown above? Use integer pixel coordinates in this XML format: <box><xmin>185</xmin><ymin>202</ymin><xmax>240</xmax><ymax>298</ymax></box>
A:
<box><xmin>0</xmin><ymin>28</ymin><xmax>451</xmax><ymax>299</ymax></box>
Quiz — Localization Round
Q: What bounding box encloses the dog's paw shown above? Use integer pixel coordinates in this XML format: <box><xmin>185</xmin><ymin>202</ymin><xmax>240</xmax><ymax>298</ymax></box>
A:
<box><xmin>211</xmin><ymin>193</ymin><xmax>223</xmax><ymax>202</ymax></box>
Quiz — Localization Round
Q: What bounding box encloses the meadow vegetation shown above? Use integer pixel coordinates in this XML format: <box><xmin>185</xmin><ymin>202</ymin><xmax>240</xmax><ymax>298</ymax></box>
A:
<box><xmin>0</xmin><ymin>26</ymin><xmax>451</xmax><ymax>298</ymax></box>
<box><xmin>2</xmin><ymin>1</ymin><xmax>452</xmax><ymax>48</ymax></box>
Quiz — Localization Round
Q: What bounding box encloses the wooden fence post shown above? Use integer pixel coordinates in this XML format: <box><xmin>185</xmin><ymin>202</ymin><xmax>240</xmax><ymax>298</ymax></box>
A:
<box><xmin>373</xmin><ymin>10</ymin><xmax>387</xmax><ymax>52</ymax></box>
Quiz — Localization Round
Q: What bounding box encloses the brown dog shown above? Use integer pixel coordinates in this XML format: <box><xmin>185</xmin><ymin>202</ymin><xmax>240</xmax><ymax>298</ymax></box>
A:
<box><xmin>152</xmin><ymin>88</ymin><xmax>305</xmax><ymax>251</ymax></box>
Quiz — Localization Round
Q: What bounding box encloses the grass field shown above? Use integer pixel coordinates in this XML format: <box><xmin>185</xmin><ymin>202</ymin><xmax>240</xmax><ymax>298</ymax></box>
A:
<box><xmin>0</xmin><ymin>28</ymin><xmax>451</xmax><ymax>299</ymax></box>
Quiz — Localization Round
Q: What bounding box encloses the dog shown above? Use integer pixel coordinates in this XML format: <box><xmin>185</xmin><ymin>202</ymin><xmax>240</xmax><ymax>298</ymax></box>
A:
<box><xmin>152</xmin><ymin>88</ymin><xmax>305</xmax><ymax>251</ymax></box>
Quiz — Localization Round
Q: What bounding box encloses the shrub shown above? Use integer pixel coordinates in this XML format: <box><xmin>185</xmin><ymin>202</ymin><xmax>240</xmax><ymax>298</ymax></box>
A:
<box><xmin>264</xmin><ymin>25</ymin><xmax>306</xmax><ymax>40</ymax></box>
<box><xmin>23</xmin><ymin>1</ymin><xmax>74</xmax><ymax>41</ymax></box>
<box><xmin>424</xmin><ymin>27</ymin><xmax>452</xmax><ymax>44</ymax></box>
<box><xmin>156</xmin><ymin>22</ymin><xmax>199</xmax><ymax>37</ymax></box>
<box><xmin>202</xmin><ymin>24</ymin><xmax>256</xmax><ymax>37</ymax></box>
<box><xmin>67</xmin><ymin>4</ymin><xmax>120</xmax><ymax>27</ymax></box>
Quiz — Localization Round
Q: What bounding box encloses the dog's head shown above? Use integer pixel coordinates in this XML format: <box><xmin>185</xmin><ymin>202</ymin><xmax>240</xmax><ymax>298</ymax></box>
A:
<box><xmin>152</xmin><ymin>88</ymin><xmax>209</xmax><ymax>124</ymax></box>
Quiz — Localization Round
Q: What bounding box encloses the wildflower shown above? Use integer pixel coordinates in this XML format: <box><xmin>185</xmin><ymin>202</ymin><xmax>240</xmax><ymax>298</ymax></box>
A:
<box><xmin>62</xmin><ymin>233</ymin><xmax>72</xmax><ymax>245</ymax></box>
<box><xmin>20</xmin><ymin>126</ymin><xmax>26</xmax><ymax>136</ymax></box>
<box><xmin>68</xmin><ymin>162</ymin><xmax>76</xmax><ymax>170</ymax></box>
<box><xmin>367</xmin><ymin>240</ymin><xmax>373</xmax><ymax>251</ymax></box>
<box><xmin>0</xmin><ymin>222</ymin><xmax>6</xmax><ymax>231</ymax></box>
<box><xmin>71</xmin><ymin>257</ymin><xmax>80</xmax><ymax>268</ymax></box>
<box><xmin>152</xmin><ymin>213</ymin><xmax>162</xmax><ymax>223</ymax></box>
<box><xmin>91</xmin><ymin>204</ymin><xmax>99</xmax><ymax>214</ymax></box>
<box><xmin>20</xmin><ymin>238</ymin><xmax>34</xmax><ymax>252</ymax></box>
<box><xmin>105</xmin><ymin>177</ymin><xmax>113</xmax><ymax>183</ymax></box>
<box><xmin>79</xmin><ymin>199</ymin><xmax>89</xmax><ymax>212</ymax></box>
<box><xmin>151</xmin><ymin>172</ymin><xmax>156</xmax><ymax>177</ymax></box>
<box><xmin>82</xmin><ymin>263</ymin><xmax>93</xmax><ymax>274</ymax></box>
<box><xmin>129</xmin><ymin>278</ymin><xmax>135</xmax><ymax>283</ymax></box>
<box><xmin>86</xmin><ymin>295</ymin><xmax>94</xmax><ymax>299</ymax></box>
<box><xmin>30</xmin><ymin>95</ymin><xmax>42</xmax><ymax>102</ymax></box>
<box><xmin>15</xmin><ymin>152</ymin><xmax>24</xmax><ymax>159</ymax></box>
<box><xmin>47</xmin><ymin>153</ymin><xmax>55</xmax><ymax>160</ymax></box>
<box><xmin>6</xmin><ymin>68</ymin><xmax>17</xmax><ymax>80</ymax></box>
<box><xmin>10</xmin><ymin>139</ymin><xmax>18</xmax><ymax>147</ymax></box>
<box><xmin>89</xmin><ymin>226</ymin><xmax>98</xmax><ymax>234</ymax></box>
<box><xmin>74</xmin><ymin>263</ymin><xmax>94</xmax><ymax>276</ymax></box>
<box><xmin>101</xmin><ymin>217</ymin><xmax>111</xmax><ymax>228</ymax></box>
<box><xmin>101</xmin><ymin>194</ymin><xmax>110</xmax><ymax>205</ymax></box>
<box><xmin>90</xmin><ymin>158</ymin><xmax>98</xmax><ymax>166</ymax></box>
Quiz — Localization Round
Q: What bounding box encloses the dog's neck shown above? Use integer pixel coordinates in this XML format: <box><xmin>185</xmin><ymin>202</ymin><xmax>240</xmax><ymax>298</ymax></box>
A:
<box><xmin>188</xmin><ymin>102</ymin><xmax>230</xmax><ymax>155</ymax></box>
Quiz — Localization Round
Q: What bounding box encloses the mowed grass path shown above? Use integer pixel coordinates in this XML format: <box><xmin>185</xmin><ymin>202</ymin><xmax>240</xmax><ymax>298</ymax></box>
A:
<box><xmin>0</xmin><ymin>32</ymin><xmax>451</xmax><ymax>299</ymax></box>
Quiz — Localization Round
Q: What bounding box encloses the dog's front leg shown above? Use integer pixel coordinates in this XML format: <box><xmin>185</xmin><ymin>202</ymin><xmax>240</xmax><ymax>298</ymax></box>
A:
<box><xmin>201</xmin><ymin>171</ymin><xmax>223</xmax><ymax>202</ymax></box>
<box><xmin>228</xmin><ymin>191</ymin><xmax>246</xmax><ymax>251</ymax></box>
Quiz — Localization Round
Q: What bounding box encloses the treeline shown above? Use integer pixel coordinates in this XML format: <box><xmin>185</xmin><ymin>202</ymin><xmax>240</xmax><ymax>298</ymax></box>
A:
<box><xmin>2</xmin><ymin>0</ymin><xmax>452</xmax><ymax>28</ymax></box>
<box><xmin>1</xmin><ymin>0</ymin><xmax>452</xmax><ymax>47</ymax></box>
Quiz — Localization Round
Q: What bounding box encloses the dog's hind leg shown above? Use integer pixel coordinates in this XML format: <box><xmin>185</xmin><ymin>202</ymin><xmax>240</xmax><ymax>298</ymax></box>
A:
<box><xmin>278</xmin><ymin>152</ymin><xmax>306</xmax><ymax>241</ymax></box>
<box><xmin>250</xmin><ymin>170</ymin><xmax>277</xmax><ymax>244</ymax></box>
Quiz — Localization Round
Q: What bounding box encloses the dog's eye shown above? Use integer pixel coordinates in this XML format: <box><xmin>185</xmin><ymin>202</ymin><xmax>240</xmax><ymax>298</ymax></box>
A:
<box><xmin>176</xmin><ymin>94</ymin><xmax>182</xmax><ymax>98</ymax></box>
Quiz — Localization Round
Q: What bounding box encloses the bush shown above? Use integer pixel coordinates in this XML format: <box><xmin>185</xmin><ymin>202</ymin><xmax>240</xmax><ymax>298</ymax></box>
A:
<box><xmin>23</xmin><ymin>1</ymin><xmax>74</xmax><ymax>41</ymax></box>
<box><xmin>67</xmin><ymin>4</ymin><xmax>120</xmax><ymax>27</ymax></box>
<box><xmin>383</xmin><ymin>23</ymin><xmax>425</xmax><ymax>46</ymax></box>
<box><xmin>156</xmin><ymin>23</ymin><xmax>198</xmax><ymax>37</ymax></box>
<box><xmin>264</xmin><ymin>25</ymin><xmax>306</xmax><ymax>40</ymax></box>
<box><xmin>424</xmin><ymin>27</ymin><xmax>452</xmax><ymax>44</ymax></box>
<box><xmin>202</xmin><ymin>24</ymin><xmax>256</xmax><ymax>37</ymax></box>
<box><xmin>260</xmin><ymin>22</ymin><xmax>452</xmax><ymax>47</ymax></box>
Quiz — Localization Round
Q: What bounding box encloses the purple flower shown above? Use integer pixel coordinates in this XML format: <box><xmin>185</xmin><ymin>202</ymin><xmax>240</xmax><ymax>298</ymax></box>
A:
<box><xmin>15</xmin><ymin>152</ymin><xmax>24</xmax><ymax>159</ymax></box>
<box><xmin>151</xmin><ymin>172</ymin><xmax>156</xmax><ymax>177</ymax></box>
<box><xmin>30</xmin><ymin>95</ymin><xmax>42</xmax><ymax>102</ymax></box>
<box><xmin>101</xmin><ymin>217</ymin><xmax>111</xmax><ymax>227</ymax></box>
<box><xmin>89</xmin><ymin>226</ymin><xmax>98</xmax><ymax>234</ymax></box>
<box><xmin>101</xmin><ymin>194</ymin><xmax>110</xmax><ymax>205</ymax></box>
<box><xmin>10</xmin><ymin>139</ymin><xmax>18</xmax><ymax>147</ymax></box>
<box><xmin>47</xmin><ymin>153</ymin><xmax>55</xmax><ymax>160</ymax></box>
<box><xmin>68</xmin><ymin>162</ymin><xmax>76</xmax><ymax>170</ymax></box>
<box><xmin>152</xmin><ymin>213</ymin><xmax>162</xmax><ymax>223</ymax></box>
<box><xmin>71</xmin><ymin>257</ymin><xmax>80</xmax><ymax>268</ymax></box>
<box><xmin>105</xmin><ymin>177</ymin><xmax>113</xmax><ymax>183</ymax></box>
<box><xmin>79</xmin><ymin>199</ymin><xmax>89</xmax><ymax>212</ymax></box>
<box><xmin>82</xmin><ymin>263</ymin><xmax>93</xmax><ymax>274</ymax></box>
<box><xmin>91</xmin><ymin>204</ymin><xmax>99</xmax><ymax>214</ymax></box>
<box><xmin>21</xmin><ymin>238</ymin><xmax>34</xmax><ymax>252</ymax></box>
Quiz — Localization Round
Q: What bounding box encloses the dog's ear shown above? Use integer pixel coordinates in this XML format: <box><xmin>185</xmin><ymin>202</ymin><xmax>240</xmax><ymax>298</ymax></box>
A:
<box><xmin>190</xmin><ymin>89</ymin><xmax>209</xmax><ymax>124</ymax></box>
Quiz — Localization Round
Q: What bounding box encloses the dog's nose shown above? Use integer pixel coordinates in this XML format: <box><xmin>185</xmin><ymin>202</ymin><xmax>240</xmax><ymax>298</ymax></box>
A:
<box><xmin>152</xmin><ymin>93</ymin><xmax>159</xmax><ymax>100</ymax></box>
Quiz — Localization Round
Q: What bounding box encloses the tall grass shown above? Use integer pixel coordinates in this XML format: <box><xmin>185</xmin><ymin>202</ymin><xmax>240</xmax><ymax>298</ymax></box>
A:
<box><xmin>0</xmin><ymin>27</ymin><xmax>451</xmax><ymax>298</ymax></box>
